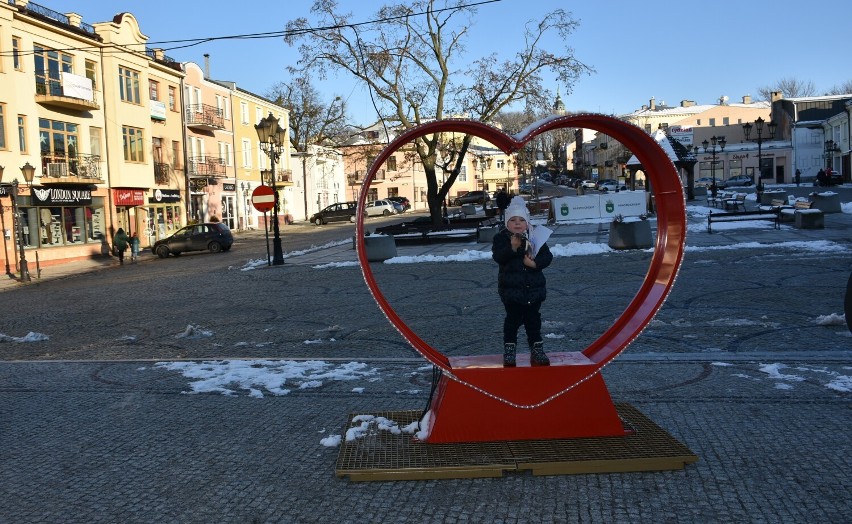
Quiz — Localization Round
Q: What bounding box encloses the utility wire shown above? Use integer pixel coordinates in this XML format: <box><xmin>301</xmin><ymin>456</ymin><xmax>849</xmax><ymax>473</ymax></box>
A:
<box><xmin>0</xmin><ymin>0</ymin><xmax>501</xmax><ymax>58</ymax></box>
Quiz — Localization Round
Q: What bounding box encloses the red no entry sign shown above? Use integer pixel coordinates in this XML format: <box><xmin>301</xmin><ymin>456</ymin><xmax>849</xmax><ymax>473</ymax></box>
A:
<box><xmin>251</xmin><ymin>185</ymin><xmax>275</xmax><ymax>212</ymax></box>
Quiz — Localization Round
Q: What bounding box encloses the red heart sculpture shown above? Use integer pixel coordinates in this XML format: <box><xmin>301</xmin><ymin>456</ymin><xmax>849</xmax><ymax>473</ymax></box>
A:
<box><xmin>355</xmin><ymin>114</ymin><xmax>685</xmax><ymax>410</ymax></box>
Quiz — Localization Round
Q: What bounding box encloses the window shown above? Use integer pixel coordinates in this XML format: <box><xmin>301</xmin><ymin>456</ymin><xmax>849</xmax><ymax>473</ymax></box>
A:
<box><xmin>458</xmin><ymin>165</ymin><xmax>467</xmax><ymax>182</ymax></box>
<box><xmin>85</xmin><ymin>60</ymin><xmax>97</xmax><ymax>90</ymax></box>
<box><xmin>257</xmin><ymin>143</ymin><xmax>266</xmax><ymax>170</ymax></box>
<box><xmin>255</xmin><ymin>107</ymin><xmax>263</xmax><ymax>125</ymax></box>
<box><xmin>0</xmin><ymin>104</ymin><xmax>6</xmax><ymax>150</ymax></box>
<box><xmin>387</xmin><ymin>155</ymin><xmax>397</xmax><ymax>171</ymax></box>
<box><xmin>17</xmin><ymin>115</ymin><xmax>26</xmax><ymax>153</ymax></box>
<box><xmin>122</xmin><ymin>126</ymin><xmax>145</xmax><ymax>162</ymax></box>
<box><xmin>149</xmin><ymin>80</ymin><xmax>159</xmax><ymax>101</ymax></box>
<box><xmin>89</xmin><ymin>127</ymin><xmax>102</xmax><ymax>157</ymax></box>
<box><xmin>644</xmin><ymin>124</ymin><xmax>652</xmax><ymax>134</ymax></box>
<box><xmin>119</xmin><ymin>66</ymin><xmax>141</xmax><ymax>104</ymax></box>
<box><xmin>722</xmin><ymin>117</ymin><xmax>729</xmax><ymax>126</ymax></box>
<box><xmin>242</xmin><ymin>138</ymin><xmax>251</xmax><ymax>167</ymax></box>
<box><xmin>709</xmin><ymin>118</ymin><xmax>716</xmax><ymax>127</ymax></box>
<box><xmin>241</xmin><ymin>102</ymin><xmax>249</xmax><ymax>124</ymax></box>
<box><xmin>172</xmin><ymin>140</ymin><xmax>181</xmax><ymax>168</ymax></box>
<box><xmin>17</xmin><ymin>198</ymin><xmax>106</xmax><ymax>248</ymax></box>
<box><xmin>39</xmin><ymin>118</ymin><xmax>79</xmax><ymax>161</ymax></box>
<box><xmin>218</xmin><ymin>141</ymin><xmax>232</xmax><ymax>166</ymax></box>
<box><xmin>696</xmin><ymin>119</ymin><xmax>702</xmax><ymax>125</ymax></box>
<box><xmin>12</xmin><ymin>36</ymin><xmax>22</xmax><ymax>70</ymax></box>
<box><xmin>168</xmin><ymin>86</ymin><xmax>177</xmax><ymax>111</ymax></box>
<box><xmin>34</xmin><ymin>45</ymin><xmax>73</xmax><ymax>96</ymax></box>
<box><xmin>216</xmin><ymin>95</ymin><xmax>229</xmax><ymax>119</ymax></box>
<box><xmin>496</xmin><ymin>159</ymin><xmax>505</xmax><ymax>169</ymax></box>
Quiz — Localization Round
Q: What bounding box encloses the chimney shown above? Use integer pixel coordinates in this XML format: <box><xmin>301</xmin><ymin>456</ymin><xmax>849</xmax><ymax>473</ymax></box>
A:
<box><xmin>204</xmin><ymin>53</ymin><xmax>210</xmax><ymax>79</ymax></box>
<box><xmin>742</xmin><ymin>95</ymin><xmax>752</xmax><ymax>104</ymax></box>
<box><xmin>770</xmin><ymin>91</ymin><xmax>783</xmax><ymax>102</ymax></box>
<box><xmin>680</xmin><ymin>100</ymin><xmax>696</xmax><ymax>107</ymax></box>
<box><xmin>649</xmin><ymin>97</ymin><xmax>656</xmax><ymax>111</ymax></box>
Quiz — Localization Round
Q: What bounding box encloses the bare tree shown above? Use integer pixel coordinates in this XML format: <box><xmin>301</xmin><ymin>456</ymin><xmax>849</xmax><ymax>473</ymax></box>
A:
<box><xmin>825</xmin><ymin>80</ymin><xmax>852</xmax><ymax>95</ymax></box>
<box><xmin>265</xmin><ymin>74</ymin><xmax>347</xmax><ymax>152</ymax></box>
<box><xmin>285</xmin><ymin>0</ymin><xmax>591</xmax><ymax>224</ymax></box>
<box><xmin>756</xmin><ymin>77</ymin><xmax>817</xmax><ymax>101</ymax></box>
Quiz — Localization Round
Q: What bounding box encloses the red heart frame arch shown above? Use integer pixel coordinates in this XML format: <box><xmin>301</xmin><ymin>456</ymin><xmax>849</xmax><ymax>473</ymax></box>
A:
<box><xmin>355</xmin><ymin>114</ymin><xmax>686</xmax><ymax>442</ymax></box>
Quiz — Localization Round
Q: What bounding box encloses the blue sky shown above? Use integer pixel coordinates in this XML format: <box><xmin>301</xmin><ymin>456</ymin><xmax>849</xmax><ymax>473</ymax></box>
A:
<box><xmin>46</xmin><ymin>0</ymin><xmax>852</xmax><ymax>123</ymax></box>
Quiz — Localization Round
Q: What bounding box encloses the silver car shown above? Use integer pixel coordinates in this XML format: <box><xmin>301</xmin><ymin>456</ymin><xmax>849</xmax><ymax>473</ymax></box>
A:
<box><xmin>364</xmin><ymin>199</ymin><xmax>398</xmax><ymax>217</ymax></box>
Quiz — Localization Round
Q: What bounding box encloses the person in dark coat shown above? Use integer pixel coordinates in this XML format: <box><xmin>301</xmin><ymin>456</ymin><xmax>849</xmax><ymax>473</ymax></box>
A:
<box><xmin>816</xmin><ymin>168</ymin><xmax>827</xmax><ymax>187</ymax></box>
<box><xmin>113</xmin><ymin>228</ymin><xmax>129</xmax><ymax>266</ymax></box>
<box><xmin>495</xmin><ymin>188</ymin><xmax>510</xmax><ymax>222</ymax></box>
<box><xmin>492</xmin><ymin>196</ymin><xmax>553</xmax><ymax>367</ymax></box>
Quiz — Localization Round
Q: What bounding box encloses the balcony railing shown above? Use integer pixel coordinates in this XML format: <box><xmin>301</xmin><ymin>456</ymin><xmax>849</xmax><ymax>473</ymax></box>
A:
<box><xmin>185</xmin><ymin>104</ymin><xmax>225</xmax><ymax>130</ymax></box>
<box><xmin>188</xmin><ymin>156</ymin><xmax>226</xmax><ymax>178</ymax></box>
<box><xmin>35</xmin><ymin>77</ymin><xmax>100</xmax><ymax>110</ymax></box>
<box><xmin>40</xmin><ymin>153</ymin><xmax>103</xmax><ymax>183</ymax></box>
<box><xmin>154</xmin><ymin>163</ymin><xmax>171</xmax><ymax>185</ymax></box>
<box><xmin>13</xmin><ymin>1</ymin><xmax>99</xmax><ymax>38</ymax></box>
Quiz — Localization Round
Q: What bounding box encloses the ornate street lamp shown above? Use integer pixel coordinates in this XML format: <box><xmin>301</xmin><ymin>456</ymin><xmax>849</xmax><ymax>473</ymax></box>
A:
<box><xmin>743</xmin><ymin>116</ymin><xmax>777</xmax><ymax>205</ymax></box>
<box><xmin>0</xmin><ymin>163</ymin><xmax>35</xmax><ymax>281</ymax></box>
<box><xmin>702</xmin><ymin>136</ymin><xmax>726</xmax><ymax>198</ymax></box>
<box><xmin>477</xmin><ymin>153</ymin><xmax>491</xmax><ymax>212</ymax></box>
<box><xmin>255</xmin><ymin>113</ymin><xmax>286</xmax><ymax>266</ymax></box>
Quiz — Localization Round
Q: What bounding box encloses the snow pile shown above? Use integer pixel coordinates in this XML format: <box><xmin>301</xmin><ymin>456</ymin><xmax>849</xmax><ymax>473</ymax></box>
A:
<box><xmin>813</xmin><ymin>313</ymin><xmax>846</xmax><ymax>326</ymax></box>
<box><xmin>175</xmin><ymin>325</ymin><xmax>213</xmax><ymax>339</ymax></box>
<box><xmin>154</xmin><ymin>359</ymin><xmax>377</xmax><ymax>397</ymax></box>
<box><xmin>0</xmin><ymin>331</ymin><xmax>49</xmax><ymax>343</ymax></box>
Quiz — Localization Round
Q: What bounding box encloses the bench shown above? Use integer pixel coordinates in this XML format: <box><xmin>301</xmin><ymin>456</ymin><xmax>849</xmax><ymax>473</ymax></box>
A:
<box><xmin>779</xmin><ymin>200</ymin><xmax>814</xmax><ymax>223</ymax></box>
<box><xmin>707</xmin><ymin>209</ymin><xmax>780</xmax><ymax>233</ymax></box>
<box><xmin>375</xmin><ymin>216</ymin><xmax>499</xmax><ymax>243</ymax></box>
<box><xmin>707</xmin><ymin>191</ymin><xmax>731</xmax><ymax>208</ymax></box>
<box><xmin>758</xmin><ymin>199</ymin><xmax>792</xmax><ymax>213</ymax></box>
<box><xmin>723</xmin><ymin>193</ymin><xmax>746</xmax><ymax>211</ymax></box>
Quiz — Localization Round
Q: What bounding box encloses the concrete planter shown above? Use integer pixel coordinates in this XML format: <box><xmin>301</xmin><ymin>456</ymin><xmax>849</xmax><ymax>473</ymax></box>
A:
<box><xmin>354</xmin><ymin>234</ymin><xmax>397</xmax><ymax>262</ymax></box>
<box><xmin>809</xmin><ymin>192</ymin><xmax>841</xmax><ymax>213</ymax></box>
<box><xmin>760</xmin><ymin>190</ymin><xmax>787</xmax><ymax>205</ymax></box>
<box><xmin>461</xmin><ymin>204</ymin><xmax>478</xmax><ymax>216</ymax></box>
<box><xmin>608</xmin><ymin>219</ymin><xmax>653</xmax><ymax>250</ymax></box>
<box><xmin>795</xmin><ymin>210</ymin><xmax>824</xmax><ymax>229</ymax></box>
<box><xmin>477</xmin><ymin>226</ymin><xmax>499</xmax><ymax>243</ymax></box>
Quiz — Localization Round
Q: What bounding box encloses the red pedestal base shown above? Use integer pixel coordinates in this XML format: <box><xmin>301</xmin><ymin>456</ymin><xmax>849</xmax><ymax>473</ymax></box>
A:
<box><xmin>421</xmin><ymin>352</ymin><xmax>629</xmax><ymax>443</ymax></box>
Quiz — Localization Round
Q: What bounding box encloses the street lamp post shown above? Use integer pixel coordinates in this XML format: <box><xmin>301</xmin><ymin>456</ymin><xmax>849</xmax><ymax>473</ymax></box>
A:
<box><xmin>0</xmin><ymin>166</ymin><xmax>9</xmax><ymax>274</ymax></box>
<box><xmin>1</xmin><ymin>163</ymin><xmax>35</xmax><ymax>281</ymax></box>
<box><xmin>743</xmin><ymin>117</ymin><xmax>777</xmax><ymax>206</ymax></box>
<box><xmin>240</xmin><ymin>182</ymin><xmax>250</xmax><ymax>230</ymax></box>
<box><xmin>254</xmin><ymin>113</ymin><xmax>285</xmax><ymax>266</ymax></box>
<box><xmin>824</xmin><ymin>139</ymin><xmax>838</xmax><ymax>170</ymax></box>
<box><xmin>702</xmin><ymin>135</ymin><xmax>726</xmax><ymax>198</ymax></box>
<box><xmin>477</xmin><ymin>154</ymin><xmax>490</xmax><ymax>212</ymax></box>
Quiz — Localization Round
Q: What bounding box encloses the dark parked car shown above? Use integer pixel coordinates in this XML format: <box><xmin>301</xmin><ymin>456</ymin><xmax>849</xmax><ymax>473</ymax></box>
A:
<box><xmin>718</xmin><ymin>175</ymin><xmax>754</xmax><ymax>188</ymax></box>
<box><xmin>387</xmin><ymin>196</ymin><xmax>411</xmax><ymax>211</ymax></box>
<box><xmin>152</xmin><ymin>222</ymin><xmax>233</xmax><ymax>258</ymax></box>
<box><xmin>310</xmin><ymin>201</ymin><xmax>357</xmax><ymax>225</ymax></box>
<box><xmin>452</xmin><ymin>190</ymin><xmax>491</xmax><ymax>206</ymax></box>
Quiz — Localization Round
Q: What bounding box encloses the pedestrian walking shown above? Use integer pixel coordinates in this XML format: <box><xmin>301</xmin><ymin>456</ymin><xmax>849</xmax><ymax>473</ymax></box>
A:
<box><xmin>795</xmin><ymin>169</ymin><xmax>801</xmax><ymax>187</ymax></box>
<box><xmin>129</xmin><ymin>232</ymin><xmax>140</xmax><ymax>263</ymax></box>
<box><xmin>492</xmin><ymin>196</ymin><xmax>553</xmax><ymax>367</ymax></box>
<box><xmin>495</xmin><ymin>188</ymin><xmax>510</xmax><ymax>222</ymax></box>
<box><xmin>113</xmin><ymin>228</ymin><xmax>129</xmax><ymax>266</ymax></box>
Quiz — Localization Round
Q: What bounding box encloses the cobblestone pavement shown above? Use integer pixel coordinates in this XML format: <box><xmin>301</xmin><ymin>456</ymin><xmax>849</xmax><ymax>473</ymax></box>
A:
<box><xmin>1</xmin><ymin>210</ymin><xmax>850</xmax><ymax>523</ymax></box>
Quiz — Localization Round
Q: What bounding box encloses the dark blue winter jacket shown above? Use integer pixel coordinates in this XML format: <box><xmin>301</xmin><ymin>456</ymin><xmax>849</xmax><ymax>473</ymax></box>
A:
<box><xmin>492</xmin><ymin>229</ymin><xmax>553</xmax><ymax>305</ymax></box>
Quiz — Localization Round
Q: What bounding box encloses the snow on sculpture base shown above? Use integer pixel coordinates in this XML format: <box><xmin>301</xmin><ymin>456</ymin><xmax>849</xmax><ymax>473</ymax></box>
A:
<box><xmin>334</xmin><ymin>404</ymin><xmax>698</xmax><ymax>481</ymax></box>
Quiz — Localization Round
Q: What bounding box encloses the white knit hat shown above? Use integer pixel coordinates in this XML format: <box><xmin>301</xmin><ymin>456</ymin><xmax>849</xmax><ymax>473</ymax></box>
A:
<box><xmin>504</xmin><ymin>196</ymin><xmax>530</xmax><ymax>226</ymax></box>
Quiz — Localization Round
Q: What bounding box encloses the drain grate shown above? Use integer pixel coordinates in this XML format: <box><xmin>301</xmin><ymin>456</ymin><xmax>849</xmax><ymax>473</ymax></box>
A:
<box><xmin>335</xmin><ymin>404</ymin><xmax>698</xmax><ymax>481</ymax></box>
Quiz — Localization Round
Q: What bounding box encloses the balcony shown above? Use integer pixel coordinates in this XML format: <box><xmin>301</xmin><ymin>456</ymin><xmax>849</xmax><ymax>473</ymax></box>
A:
<box><xmin>35</xmin><ymin>77</ymin><xmax>100</xmax><ymax>111</ymax></box>
<box><xmin>39</xmin><ymin>154</ymin><xmax>103</xmax><ymax>184</ymax></box>
<box><xmin>188</xmin><ymin>156</ymin><xmax>226</xmax><ymax>178</ymax></box>
<box><xmin>185</xmin><ymin>104</ymin><xmax>225</xmax><ymax>131</ymax></box>
<box><xmin>154</xmin><ymin>163</ymin><xmax>171</xmax><ymax>185</ymax></box>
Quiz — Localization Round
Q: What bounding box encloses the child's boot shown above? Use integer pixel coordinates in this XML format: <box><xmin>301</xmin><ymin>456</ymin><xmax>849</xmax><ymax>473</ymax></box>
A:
<box><xmin>530</xmin><ymin>341</ymin><xmax>550</xmax><ymax>366</ymax></box>
<box><xmin>503</xmin><ymin>342</ymin><xmax>516</xmax><ymax>367</ymax></box>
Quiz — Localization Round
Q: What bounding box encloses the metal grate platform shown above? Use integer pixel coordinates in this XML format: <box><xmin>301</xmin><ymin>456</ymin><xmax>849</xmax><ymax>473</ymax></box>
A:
<box><xmin>335</xmin><ymin>404</ymin><xmax>698</xmax><ymax>481</ymax></box>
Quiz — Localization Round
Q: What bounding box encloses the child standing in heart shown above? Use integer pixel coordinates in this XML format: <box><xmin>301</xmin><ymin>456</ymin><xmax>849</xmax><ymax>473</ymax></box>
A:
<box><xmin>491</xmin><ymin>196</ymin><xmax>553</xmax><ymax>367</ymax></box>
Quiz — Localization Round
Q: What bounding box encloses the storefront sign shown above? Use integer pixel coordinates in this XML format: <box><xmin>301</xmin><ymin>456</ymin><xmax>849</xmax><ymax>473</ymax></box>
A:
<box><xmin>150</xmin><ymin>189</ymin><xmax>182</xmax><ymax>203</ymax></box>
<box><xmin>190</xmin><ymin>178</ymin><xmax>208</xmax><ymax>191</ymax></box>
<box><xmin>223</xmin><ymin>183</ymin><xmax>236</xmax><ymax>192</ymax></box>
<box><xmin>31</xmin><ymin>186</ymin><xmax>92</xmax><ymax>205</ymax></box>
<box><xmin>0</xmin><ymin>184</ymin><xmax>11</xmax><ymax>197</ymax></box>
<box><xmin>113</xmin><ymin>189</ymin><xmax>146</xmax><ymax>206</ymax></box>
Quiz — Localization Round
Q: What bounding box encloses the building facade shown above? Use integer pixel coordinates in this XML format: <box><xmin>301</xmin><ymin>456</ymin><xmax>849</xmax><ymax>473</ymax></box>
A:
<box><xmin>0</xmin><ymin>2</ymin><xmax>186</xmax><ymax>272</ymax></box>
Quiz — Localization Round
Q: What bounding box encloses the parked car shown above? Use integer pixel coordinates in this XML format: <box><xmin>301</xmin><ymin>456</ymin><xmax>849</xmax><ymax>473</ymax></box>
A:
<box><xmin>452</xmin><ymin>190</ymin><xmax>491</xmax><ymax>206</ymax></box>
<box><xmin>518</xmin><ymin>183</ymin><xmax>538</xmax><ymax>196</ymax></box>
<box><xmin>598</xmin><ymin>180</ymin><xmax>627</xmax><ymax>192</ymax></box>
<box><xmin>152</xmin><ymin>222</ymin><xmax>233</xmax><ymax>258</ymax></box>
<box><xmin>718</xmin><ymin>175</ymin><xmax>754</xmax><ymax>188</ymax></box>
<box><xmin>387</xmin><ymin>196</ymin><xmax>411</xmax><ymax>211</ymax></box>
<box><xmin>364</xmin><ymin>199</ymin><xmax>398</xmax><ymax>217</ymax></box>
<box><xmin>581</xmin><ymin>179</ymin><xmax>598</xmax><ymax>189</ymax></box>
<box><xmin>389</xmin><ymin>200</ymin><xmax>405</xmax><ymax>214</ymax></box>
<box><xmin>310</xmin><ymin>201</ymin><xmax>357</xmax><ymax>225</ymax></box>
<box><xmin>694</xmin><ymin>177</ymin><xmax>715</xmax><ymax>188</ymax></box>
